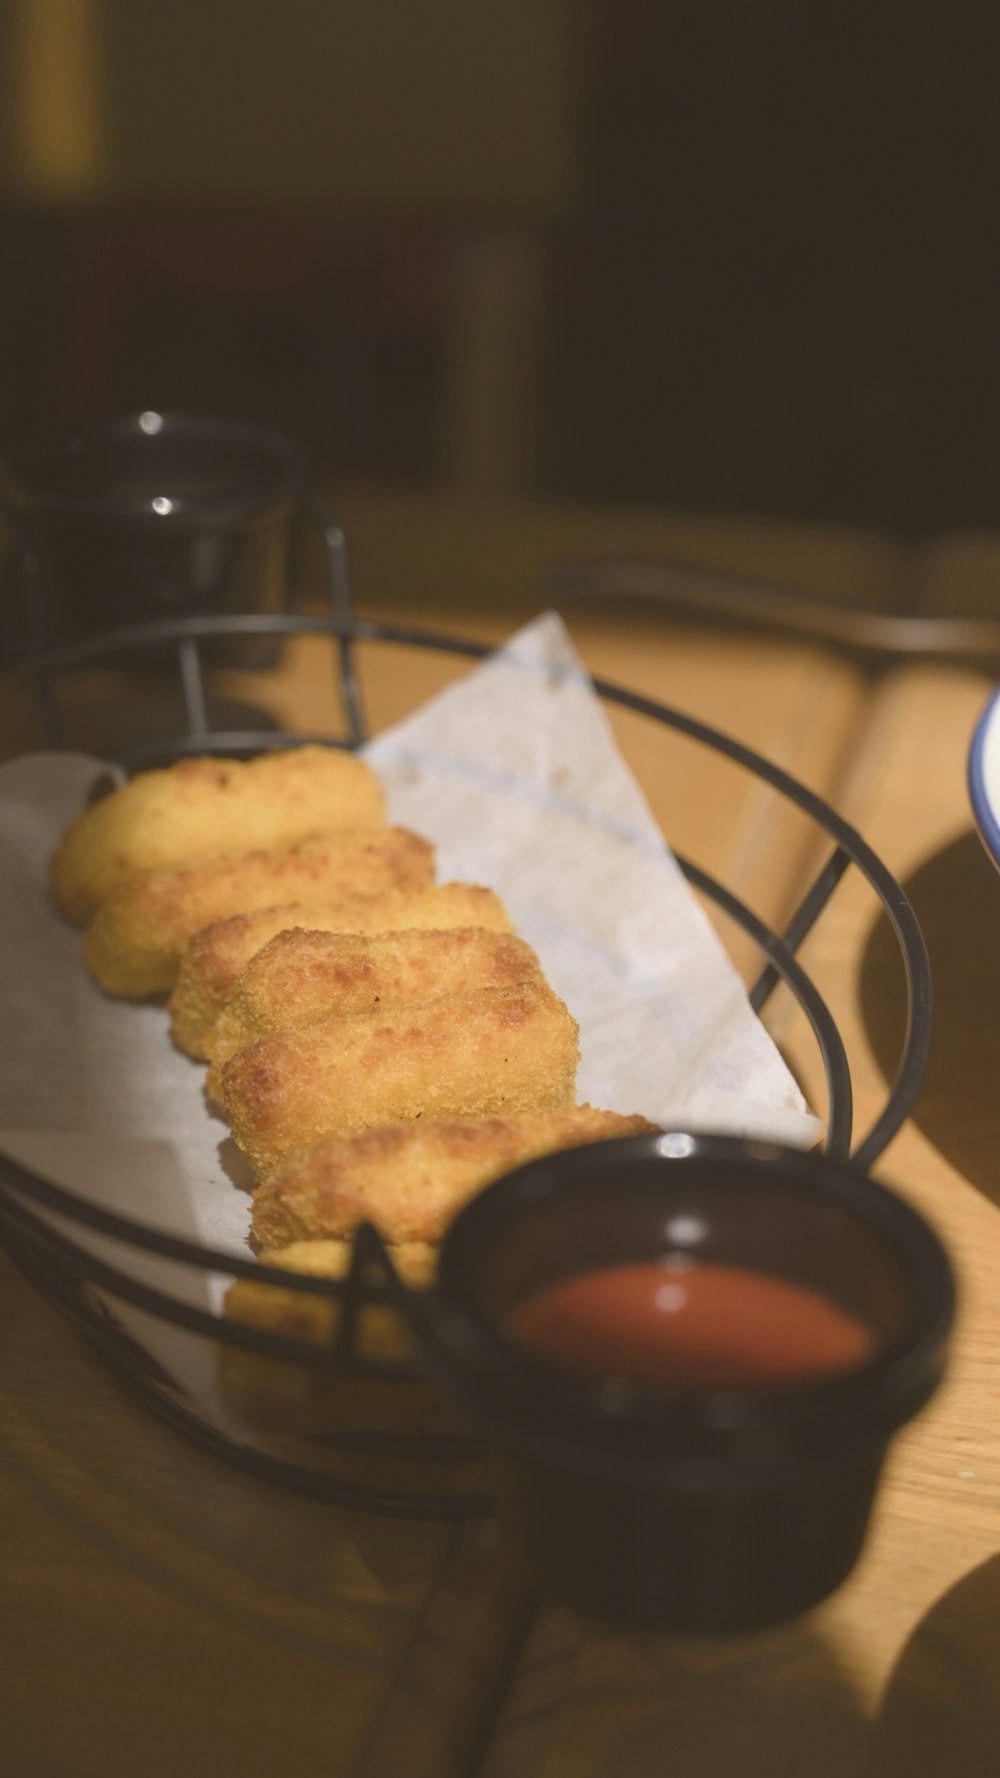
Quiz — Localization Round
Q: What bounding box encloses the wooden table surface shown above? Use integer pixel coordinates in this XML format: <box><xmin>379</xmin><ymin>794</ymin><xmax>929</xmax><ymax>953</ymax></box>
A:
<box><xmin>2</xmin><ymin>494</ymin><xmax>1000</xmax><ymax>1776</ymax></box>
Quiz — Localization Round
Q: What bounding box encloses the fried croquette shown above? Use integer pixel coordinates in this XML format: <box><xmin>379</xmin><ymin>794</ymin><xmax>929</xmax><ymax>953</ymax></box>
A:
<box><xmin>220</xmin><ymin>1238</ymin><xmax>435</xmax><ymax>1429</ymax></box>
<box><xmin>84</xmin><ymin>827</ymin><xmax>434</xmax><ymax>998</ymax></box>
<box><xmin>169</xmin><ymin>881</ymin><xmax>512</xmax><ymax>1058</ymax></box>
<box><xmin>252</xmin><ymin>1105</ymin><xmax>658</xmax><ymax>1250</ymax></box>
<box><xmin>222</xmin><ymin>980</ymin><xmax>581</xmax><ymax>1179</ymax></box>
<box><xmin>52</xmin><ymin>745</ymin><xmax>384</xmax><ymax>924</ymax></box>
<box><xmin>204</xmin><ymin>926</ymin><xmax>543</xmax><ymax>1098</ymax></box>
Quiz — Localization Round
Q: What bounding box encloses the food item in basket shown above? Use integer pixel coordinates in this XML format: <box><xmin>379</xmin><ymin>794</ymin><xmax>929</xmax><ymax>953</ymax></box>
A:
<box><xmin>51</xmin><ymin>745</ymin><xmax>385</xmax><ymax>924</ymax></box>
<box><xmin>169</xmin><ymin>880</ymin><xmax>512</xmax><ymax>1057</ymax></box>
<box><xmin>84</xmin><ymin>827</ymin><xmax>434</xmax><ymax>998</ymax></box>
<box><xmin>204</xmin><ymin>926</ymin><xmax>544</xmax><ymax>1097</ymax></box>
<box><xmin>223</xmin><ymin>980</ymin><xmax>581</xmax><ymax>1179</ymax></box>
<box><xmin>252</xmin><ymin>1104</ymin><xmax>660</xmax><ymax>1249</ymax></box>
<box><xmin>220</xmin><ymin>1237</ymin><xmax>436</xmax><ymax>1429</ymax></box>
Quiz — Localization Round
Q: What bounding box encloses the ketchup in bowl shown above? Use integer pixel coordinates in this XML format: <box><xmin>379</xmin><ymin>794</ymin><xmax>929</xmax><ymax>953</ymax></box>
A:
<box><xmin>428</xmin><ymin>1133</ymin><xmax>954</xmax><ymax>1631</ymax></box>
<box><xmin>507</xmin><ymin>1259</ymin><xmax>876</xmax><ymax>1391</ymax></box>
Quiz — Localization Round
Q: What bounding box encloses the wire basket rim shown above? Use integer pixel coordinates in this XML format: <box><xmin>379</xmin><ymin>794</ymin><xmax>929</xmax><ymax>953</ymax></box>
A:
<box><xmin>0</xmin><ymin>601</ymin><xmax>933</xmax><ymax>1513</ymax></box>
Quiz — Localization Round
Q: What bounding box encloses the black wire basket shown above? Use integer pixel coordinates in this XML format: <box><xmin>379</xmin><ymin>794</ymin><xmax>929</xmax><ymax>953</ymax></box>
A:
<box><xmin>0</xmin><ymin>527</ymin><xmax>932</xmax><ymax>1518</ymax></box>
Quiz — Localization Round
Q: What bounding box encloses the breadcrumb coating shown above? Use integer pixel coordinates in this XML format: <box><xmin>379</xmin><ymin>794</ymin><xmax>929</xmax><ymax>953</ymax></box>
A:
<box><xmin>169</xmin><ymin>881</ymin><xmax>511</xmax><ymax>1058</ymax></box>
<box><xmin>84</xmin><ymin>827</ymin><xmax>433</xmax><ymax>998</ymax></box>
<box><xmin>222</xmin><ymin>980</ymin><xmax>581</xmax><ymax>1179</ymax></box>
<box><xmin>204</xmin><ymin>926</ymin><xmax>542</xmax><ymax>1097</ymax></box>
<box><xmin>52</xmin><ymin>745</ymin><xmax>384</xmax><ymax>924</ymax></box>
<box><xmin>252</xmin><ymin>1104</ymin><xmax>658</xmax><ymax>1249</ymax></box>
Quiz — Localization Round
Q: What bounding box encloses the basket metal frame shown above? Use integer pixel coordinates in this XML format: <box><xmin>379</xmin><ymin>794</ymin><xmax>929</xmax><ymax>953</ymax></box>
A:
<box><xmin>0</xmin><ymin>523</ymin><xmax>932</xmax><ymax>1515</ymax></box>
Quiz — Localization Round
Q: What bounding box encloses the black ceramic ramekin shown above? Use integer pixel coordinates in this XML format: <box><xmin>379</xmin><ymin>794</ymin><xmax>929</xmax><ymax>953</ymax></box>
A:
<box><xmin>408</xmin><ymin>1133</ymin><xmax>955</xmax><ymax>1635</ymax></box>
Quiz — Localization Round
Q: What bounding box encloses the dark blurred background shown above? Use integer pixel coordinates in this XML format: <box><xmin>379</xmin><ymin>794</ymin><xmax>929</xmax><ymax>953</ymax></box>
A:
<box><xmin>0</xmin><ymin>0</ymin><xmax>998</xmax><ymax>537</ymax></box>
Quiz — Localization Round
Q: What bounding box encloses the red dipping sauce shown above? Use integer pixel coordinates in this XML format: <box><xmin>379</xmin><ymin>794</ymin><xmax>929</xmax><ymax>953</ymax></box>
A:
<box><xmin>507</xmin><ymin>1259</ymin><xmax>877</xmax><ymax>1391</ymax></box>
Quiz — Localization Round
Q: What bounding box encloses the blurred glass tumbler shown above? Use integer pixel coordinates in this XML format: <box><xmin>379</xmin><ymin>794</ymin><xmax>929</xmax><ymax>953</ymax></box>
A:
<box><xmin>414</xmin><ymin>1134</ymin><xmax>954</xmax><ymax>1635</ymax></box>
<box><xmin>1</xmin><ymin>412</ymin><xmax>305</xmax><ymax>665</ymax></box>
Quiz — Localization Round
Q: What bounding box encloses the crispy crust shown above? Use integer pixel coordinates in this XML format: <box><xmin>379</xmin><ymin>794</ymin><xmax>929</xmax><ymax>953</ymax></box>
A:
<box><xmin>51</xmin><ymin>746</ymin><xmax>384</xmax><ymax>924</ymax></box>
<box><xmin>204</xmin><ymin>927</ymin><xmax>542</xmax><ymax>1098</ymax></box>
<box><xmin>252</xmin><ymin>1105</ymin><xmax>659</xmax><ymax>1249</ymax></box>
<box><xmin>84</xmin><ymin>827</ymin><xmax>434</xmax><ymax>998</ymax></box>
<box><xmin>222</xmin><ymin>980</ymin><xmax>581</xmax><ymax>1179</ymax></box>
<box><xmin>169</xmin><ymin>881</ymin><xmax>512</xmax><ymax>1058</ymax></box>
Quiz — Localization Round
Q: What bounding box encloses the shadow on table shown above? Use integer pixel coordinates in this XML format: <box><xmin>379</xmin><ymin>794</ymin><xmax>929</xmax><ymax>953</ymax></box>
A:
<box><xmin>486</xmin><ymin>1613</ymin><xmax>870</xmax><ymax>1778</ymax></box>
<box><xmin>868</xmin><ymin>1552</ymin><xmax>1000</xmax><ymax>1777</ymax></box>
<box><xmin>860</xmin><ymin>826</ymin><xmax>1000</xmax><ymax>1201</ymax></box>
<box><xmin>547</xmin><ymin>1553</ymin><xmax>1000</xmax><ymax>1778</ymax></box>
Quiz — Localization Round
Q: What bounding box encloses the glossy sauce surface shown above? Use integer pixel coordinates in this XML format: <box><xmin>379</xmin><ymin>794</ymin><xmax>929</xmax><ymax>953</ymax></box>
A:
<box><xmin>506</xmin><ymin>1259</ymin><xmax>876</xmax><ymax>1390</ymax></box>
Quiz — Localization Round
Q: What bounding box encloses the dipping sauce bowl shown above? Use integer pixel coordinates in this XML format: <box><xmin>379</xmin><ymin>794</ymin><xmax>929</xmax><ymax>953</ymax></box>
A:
<box><xmin>412</xmin><ymin>1132</ymin><xmax>955</xmax><ymax>1634</ymax></box>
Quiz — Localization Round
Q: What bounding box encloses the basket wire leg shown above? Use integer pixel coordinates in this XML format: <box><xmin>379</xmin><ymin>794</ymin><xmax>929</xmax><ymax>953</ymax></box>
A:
<box><xmin>177</xmin><ymin>637</ymin><xmax>209</xmax><ymax>740</ymax></box>
<box><xmin>750</xmin><ymin>847</ymin><xmax>853</xmax><ymax>1012</ymax></box>
<box><xmin>312</xmin><ymin>493</ymin><xmax>367</xmax><ymax>747</ymax></box>
<box><xmin>677</xmin><ymin>852</ymin><xmax>853</xmax><ymax>1157</ymax></box>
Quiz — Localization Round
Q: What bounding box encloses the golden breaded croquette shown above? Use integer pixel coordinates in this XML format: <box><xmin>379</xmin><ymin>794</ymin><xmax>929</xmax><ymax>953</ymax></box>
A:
<box><xmin>169</xmin><ymin>881</ymin><xmax>512</xmax><ymax>1058</ymax></box>
<box><xmin>84</xmin><ymin>827</ymin><xmax>433</xmax><ymax>998</ymax></box>
<box><xmin>252</xmin><ymin>1105</ymin><xmax>659</xmax><ymax>1250</ymax></box>
<box><xmin>204</xmin><ymin>927</ymin><xmax>543</xmax><ymax>1098</ymax></box>
<box><xmin>223</xmin><ymin>980</ymin><xmax>580</xmax><ymax>1179</ymax></box>
<box><xmin>51</xmin><ymin>745</ymin><xmax>384</xmax><ymax>924</ymax></box>
<box><xmin>220</xmin><ymin>1238</ymin><xmax>436</xmax><ymax>1429</ymax></box>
